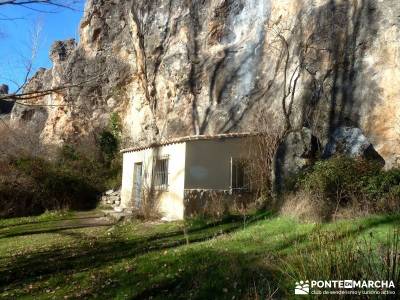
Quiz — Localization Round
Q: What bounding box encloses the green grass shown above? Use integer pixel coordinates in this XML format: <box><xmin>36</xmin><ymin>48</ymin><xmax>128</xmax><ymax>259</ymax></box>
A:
<box><xmin>0</xmin><ymin>211</ymin><xmax>73</xmax><ymax>227</ymax></box>
<box><xmin>0</xmin><ymin>211</ymin><xmax>399</xmax><ymax>299</ymax></box>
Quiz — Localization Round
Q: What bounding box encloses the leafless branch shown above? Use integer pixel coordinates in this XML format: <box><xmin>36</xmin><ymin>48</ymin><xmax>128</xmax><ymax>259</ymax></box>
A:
<box><xmin>0</xmin><ymin>1</ymin><xmax>82</xmax><ymax>12</ymax></box>
<box><xmin>0</xmin><ymin>73</ymin><xmax>103</xmax><ymax>105</ymax></box>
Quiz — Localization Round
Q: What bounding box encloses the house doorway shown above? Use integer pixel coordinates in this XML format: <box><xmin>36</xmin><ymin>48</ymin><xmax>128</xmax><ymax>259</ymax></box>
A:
<box><xmin>134</xmin><ymin>162</ymin><xmax>143</xmax><ymax>208</ymax></box>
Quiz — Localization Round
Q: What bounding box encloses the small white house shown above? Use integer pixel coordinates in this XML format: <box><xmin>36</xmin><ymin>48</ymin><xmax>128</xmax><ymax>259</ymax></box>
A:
<box><xmin>120</xmin><ymin>133</ymin><xmax>254</xmax><ymax>220</ymax></box>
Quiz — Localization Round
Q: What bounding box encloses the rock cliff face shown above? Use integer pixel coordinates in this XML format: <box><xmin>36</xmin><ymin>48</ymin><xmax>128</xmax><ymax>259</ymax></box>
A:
<box><xmin>10</xmin><ymin>0</ymin><xmax>400</xmax><ymax>166</ymax></box>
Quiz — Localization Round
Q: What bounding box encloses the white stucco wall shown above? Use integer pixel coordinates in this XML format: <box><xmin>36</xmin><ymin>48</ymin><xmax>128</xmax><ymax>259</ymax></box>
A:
<box><xmin>121</xmin><ymin>136</ymin><xmax>251</xmax><ymax>220</ymax></box>
<box><xmin>121</xmin><ymin>142</ymin><xmax>186</xmax><ymax>220</ymax></box>
<box><xmin>184</xmin><ymin>137</ymin><xmax>251</xmax><ymax>190</ymax></box>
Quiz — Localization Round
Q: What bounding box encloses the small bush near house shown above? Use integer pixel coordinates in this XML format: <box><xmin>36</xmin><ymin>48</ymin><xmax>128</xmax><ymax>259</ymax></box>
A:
<box><xmin>298</xmin><ymin>156</ymin><xmax>379</xmax><ymax>201</ymax></box>
<box><xmin>363</xmin><ymin>168</ymin><xmax>400</xmax><ymax>199</ymax></box>
<box><xmin>134</xmin><ymin>184</ymin><xmax>162</xmax><ymax>220</ymax></box>
<box><xmin>280</xmin><ymin>191</ymin><xmax>333</xmax><ymax>222</ymax></box>
<box><xmin>289</xmin><ymin>156</ymin><xmax>400</xmax><ymax>219</ymax></box>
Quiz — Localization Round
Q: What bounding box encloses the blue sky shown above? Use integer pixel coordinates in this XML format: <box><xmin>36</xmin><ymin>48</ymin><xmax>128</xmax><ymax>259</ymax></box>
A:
<box><xmin>0</xmin><ymin>2</ymin><xmax>85</xmax><ymax>92</ymax></box>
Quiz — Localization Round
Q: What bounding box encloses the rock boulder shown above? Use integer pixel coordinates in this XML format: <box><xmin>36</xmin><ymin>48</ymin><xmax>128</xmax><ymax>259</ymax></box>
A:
<box><xmin>323</xmin><ymin>126</ymin><xmax>385</xmax><ymax>165</ymax></box>
<box><xmin>272</xmin><ymin>127</ymin><xmax>320</xmax><ymax>195</ymax></box>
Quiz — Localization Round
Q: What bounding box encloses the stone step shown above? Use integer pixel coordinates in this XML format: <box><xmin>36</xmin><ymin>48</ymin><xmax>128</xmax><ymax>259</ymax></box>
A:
<box><xmin>101</xmin><ymin>209</ymin><xmax>133</xmax><ymax>223</ymax></box>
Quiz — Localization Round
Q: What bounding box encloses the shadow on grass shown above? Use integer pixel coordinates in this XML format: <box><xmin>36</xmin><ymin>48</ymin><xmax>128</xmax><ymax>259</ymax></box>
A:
<box><xmin>113</xmin><ymin>248</ymin><xmax>282</xmax><ymax>300</ymax></box>
<box><xmin>0</xmin><ymin>223</ymin><xmax>112</xmax><ymax>239</ymax></box>
<box><xmin>0</xmin><ymin>211</ymin><xmax>272</xmax><ymax>290</ymax></box>
<box><xmin>268</xmin><ymin>214</ymin><xmax>400</xmax><ymax>260</ymax></box>
<box><xmin>299</xmin><ymin>214</ymin><xmax>400</xmax><ymax>253</ymax></box>
<box><xmin>0</xmin><ymin>214</ymin><xmax>106</xmax><ymax>230</ymax></box>
<box><xmin>0</xmin><ymin>210</ymin><xmax>108</xmax><ymax>231</ymax></box>
<box><xmin>2</xmin><ymin>213</ymin><xmax>398</xmax><ymax>299</ymax></box>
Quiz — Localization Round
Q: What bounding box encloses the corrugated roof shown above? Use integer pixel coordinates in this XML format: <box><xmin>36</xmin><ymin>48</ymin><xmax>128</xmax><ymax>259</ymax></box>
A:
<box><xmin>120</xmin><ymin>132</ymin><xmax>257</xmax><ymax>153</ymax></box>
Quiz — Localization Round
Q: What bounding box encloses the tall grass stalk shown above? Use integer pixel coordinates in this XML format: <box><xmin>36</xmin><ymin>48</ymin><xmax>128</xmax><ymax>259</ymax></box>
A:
<box><xmin>281</xmin><ymin>229</ymin><xmax>400</xmax><ymax>299</ymax></box>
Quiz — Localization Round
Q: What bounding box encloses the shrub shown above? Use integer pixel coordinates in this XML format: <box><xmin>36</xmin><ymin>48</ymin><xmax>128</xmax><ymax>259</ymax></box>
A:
<box><xmin>13</xmin><ymin>156</ymin><xmax>100</xmax><ymax>212</ymax></box>
<box><xmin>0</xmin><ymin>160</ymin><xmax>40</xmax><ymax>217</ymax></box>
<box><xmin>0</xmin><ymin>144</ymin><xmax>123</xmax><ymax>217</ymax></box>
<box><xmin>98</xmin><ymin>113</ymin><xmax>122</xmax><ymax>163</ymax></box>
<box><xmin>132</xmin><ymin>183</ymin><xmax>161</xmax><ymax>220</ymax></box>
<box><xmin>56</xmin><ymin>145</ymin><xmax>110</xmax><ymax>190</ymax></box>
<box><xmin>59</xmin><ymin>144</ymin><xmax>79</xmax><ymax>162</ymax></box>
<box><xmin>0</xmin><ymin>121</ymin><xmax>43</xmax><ymax>159</ymax></box>
<box><xmin>99</xmin><ymin>130</ymin><xmax>119</xmax><ymax>162</ymax></box>
<box><xmin>363</xmin><ymin>169</ymin><xmax>400</xmax><ymax>199</ymax></box>
<box><xmin>0</xmin><ymin>113</ymin><xmax>124</xmax><ymax>218</ymax></box>
<box><xmin>299</xmin><ymin>156</ymin><xmax>379</xmax><ymax>202</ymax></box>
<box><xmin>109</xmin><ymin>112</ymin><xmax>122</xmax><ymax>138</ymax></box>
<box><xmin>280</xmin><ymin>191</ymin><xmax>334</xmax><ymax>222</ymax></box>
<box><xmin>105</xmin><ymin>155</ymin><xmax>123</xmax><ymax>190</ymax></box>
<box><xmin>294</xmin><ymin>156</ymin><xmax>400</xmax><ymax>217</ymax></box>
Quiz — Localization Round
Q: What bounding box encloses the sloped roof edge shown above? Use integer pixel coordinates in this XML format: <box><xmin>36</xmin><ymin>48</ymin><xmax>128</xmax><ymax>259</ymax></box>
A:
<box><xmin>120</xmin><ymin>132</ymin><xmax>258</xmax><ymax>153</ymax></box>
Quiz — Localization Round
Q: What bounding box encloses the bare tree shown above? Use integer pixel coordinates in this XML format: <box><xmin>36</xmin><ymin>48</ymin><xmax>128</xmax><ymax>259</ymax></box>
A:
<box><xmin>268</xmin><ymin>21</ymin><xmax>306</xmax><ymax>133</ymax></box>
<box><xmin>0</xmin><ymin>0</ymin><xmax>86</xmax><ymax>104</ymax></box>
<box><xmin>0</xmin><ymin>1</ymin><xmax>82</xmax><ymax>10</ymax></box>
<box><xmin>247</xmin><ymin>109</ymin><xmax>284</xmax><ymax>201</ymax></box>
<box><xmin>0</xmin><ymin>0</ymin><xmax>92</xmax><ymax>159</ymax></box>
<box><xmin>0</xmin><ymin>21</ymin><xmax>92</xmax><ymax>107</ymax></box>
<box><xmin>266</xmin><ymin>11</ymin><xmax>331</xmax><ymax>135</ymax></box>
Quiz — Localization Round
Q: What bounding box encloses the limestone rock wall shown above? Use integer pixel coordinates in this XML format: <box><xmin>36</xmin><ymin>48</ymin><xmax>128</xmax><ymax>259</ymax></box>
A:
<box><xmin>10</xmin><ymin>0</ymin><xmax>400</xmax><ymax>167</ymax></box>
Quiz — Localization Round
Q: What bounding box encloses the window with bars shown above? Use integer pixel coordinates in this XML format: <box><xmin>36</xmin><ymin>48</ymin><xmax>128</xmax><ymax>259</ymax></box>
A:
<box><xmin>153</xmin><ymin>156</ymin><xmax>169</xmax><ymax>190</ymax></box>
<box><xmin>231</xmin><ymin>158</ymin><xmax>251</xmax><ymax>191</ymax></box>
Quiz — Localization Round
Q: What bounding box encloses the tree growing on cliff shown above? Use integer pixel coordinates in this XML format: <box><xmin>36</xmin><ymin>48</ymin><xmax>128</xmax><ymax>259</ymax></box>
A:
<box><xmin>266</xmin><ymin>15</ymin><xmax>329</xmax><ymax>134</ymax></box>
<box><xmin>98</xmin><ymin>113</ymin><xmax>122</xmax><ymax>163</ymax></box>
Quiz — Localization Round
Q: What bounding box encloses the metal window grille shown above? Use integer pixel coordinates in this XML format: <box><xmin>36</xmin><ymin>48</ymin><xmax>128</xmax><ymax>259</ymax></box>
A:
<box><xmin>153</xmin><ymin>157</ymin><xmax>169</xmax><ymax>190</ymax></box>
<box><xmin>231</xmin><ymin>158</ymin><xmax>250</xmax><ymax>191</ymax></box>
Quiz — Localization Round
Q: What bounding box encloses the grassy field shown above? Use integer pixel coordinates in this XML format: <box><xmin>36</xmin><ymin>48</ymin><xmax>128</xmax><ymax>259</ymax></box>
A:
<box><xmin>0</xmin><ymin>210</ymin><xmax>399</xmax><ymax>299</ymax></box>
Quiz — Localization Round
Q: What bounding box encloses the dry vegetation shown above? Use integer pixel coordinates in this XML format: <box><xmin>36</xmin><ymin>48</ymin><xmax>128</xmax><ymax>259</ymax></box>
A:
<box><xmin>247</xmin><ymin>111</ymin><xmax>284</xmax><ymax>205</ymax></box>
<box><xmin>0</xmin><ymin>121</ymin><xmax>44</xmax><ymax>159</ymax></box>
<box><xmin>280</xmin><ymin>157</ymin><xmax>400</xmax><ymax>222</ymax></box>
<box><xmin>0</xmin><ymin>118</ymin><xmax>122</xmax><ymax>218</ymax></box>
<box><xmin>135</xmin><ymin>184</ymin><xmax>162</xmax><ymax>220</ymax></box>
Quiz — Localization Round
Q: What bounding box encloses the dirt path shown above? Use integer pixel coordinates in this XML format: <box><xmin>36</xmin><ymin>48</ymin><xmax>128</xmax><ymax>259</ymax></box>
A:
<box><xmin>58</xmin><ymin>211</ymin><xmax>114</xmax><ymax>227</ymax></box>
<box><xmin>0</xmin><ymin>211</ymin><xmax>115</xmax><ymax>239</ymax></box>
